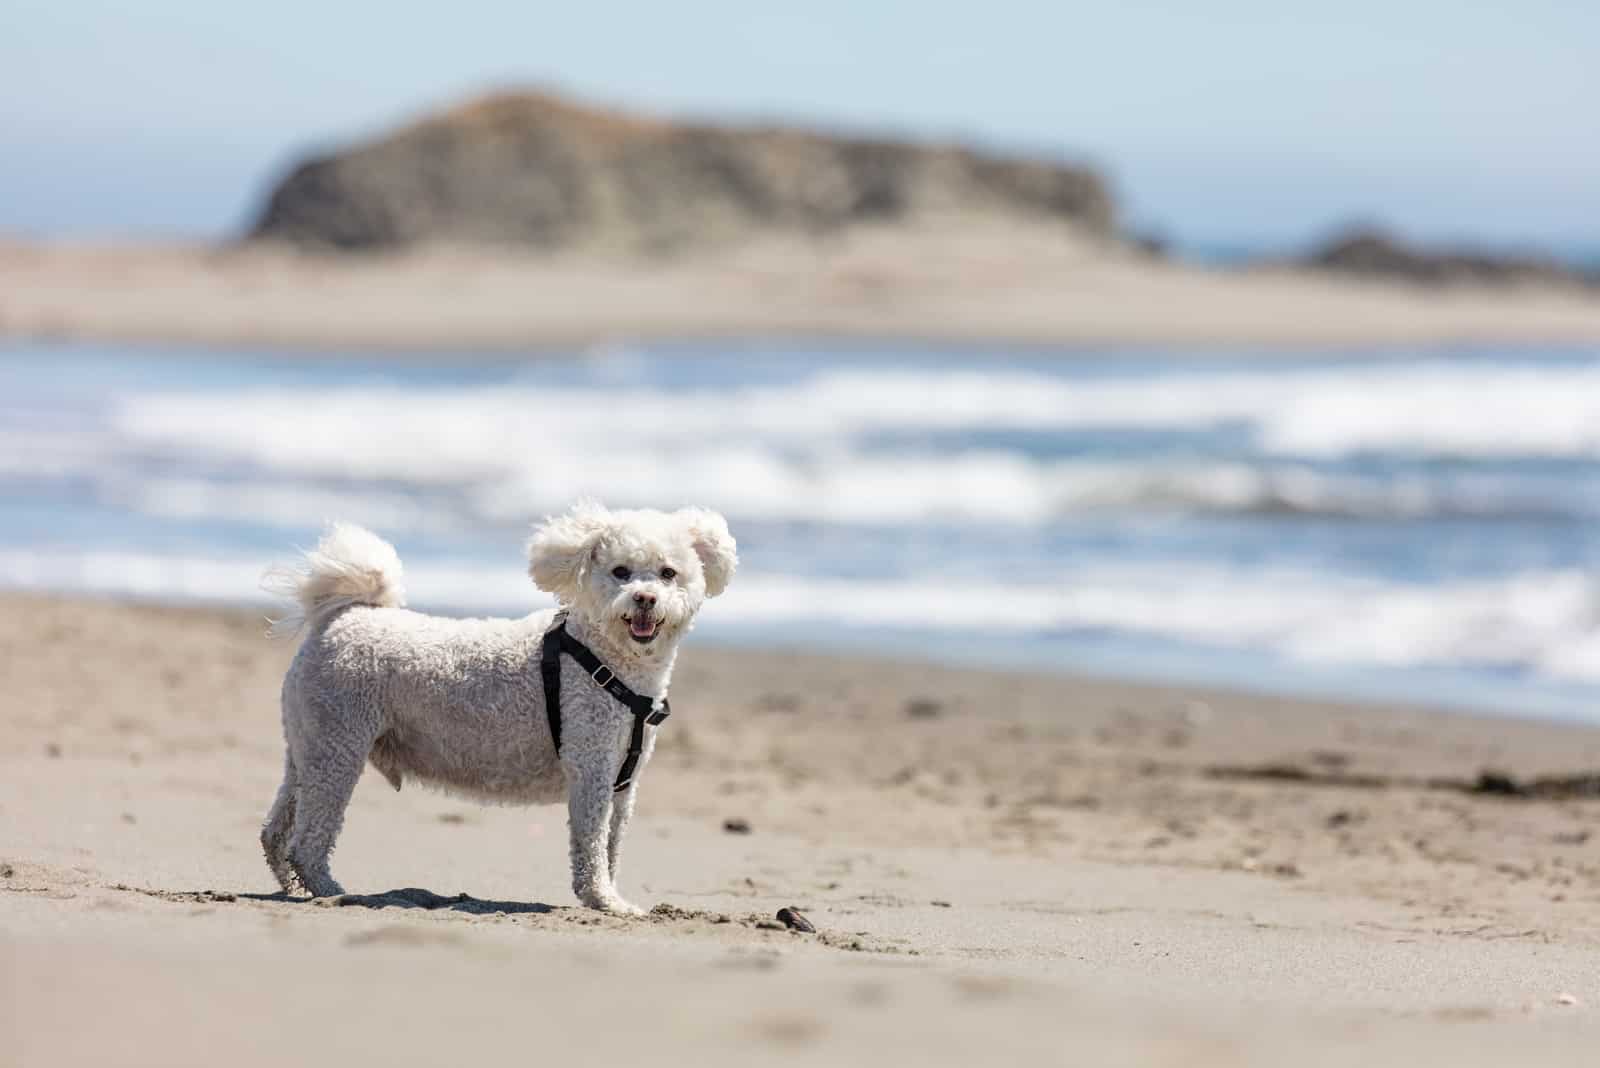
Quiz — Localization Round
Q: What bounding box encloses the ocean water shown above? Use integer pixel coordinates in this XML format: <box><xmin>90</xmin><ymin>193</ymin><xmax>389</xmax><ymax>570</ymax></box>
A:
<box><xmin>2</xmin><ymin>340</ymin><xmax>1598</xmax><ymax>720</ymax></box>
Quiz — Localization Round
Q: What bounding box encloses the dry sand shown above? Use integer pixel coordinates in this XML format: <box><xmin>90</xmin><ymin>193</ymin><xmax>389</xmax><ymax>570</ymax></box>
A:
<box><xmin>5</xmin><ymin>226</ymin><xmax>1600</xmax><ymax>352</ymax></box>
<box><xmin>5</xmin><ymin>592</ymin><xmax>1600</xmax><ymax>1065</ymax></box>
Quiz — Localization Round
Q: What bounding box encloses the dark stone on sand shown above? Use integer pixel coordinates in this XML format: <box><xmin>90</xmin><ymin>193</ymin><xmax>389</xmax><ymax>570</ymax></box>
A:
<box><xmin>776</xmin><ymin>907</ymin><xmax>815</xmax><ymax>933</ymax></box>
<box><xmin>905</xmin><ymin>697</ymin><xmax>943</xmax><ymax>719</ymax></box>
<box><xmin>248</xmin><ymin>90</ymin><xmax>1114</xmax><ymax>254</ymax></box>
<box><xmin>723</xmin><ymin>818</ymin><xmax>752</xmax><ymax>834</ymax></box>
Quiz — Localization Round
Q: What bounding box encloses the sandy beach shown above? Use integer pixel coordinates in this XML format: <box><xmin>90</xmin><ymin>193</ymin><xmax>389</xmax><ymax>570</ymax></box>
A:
<box><xmin>5</xmin><ymin>591</ymin><xmax>1600</xmax><ymax>1065</ymax></box>
<box><xmin>6</xmin><ymin>229</ymin><xmax>1600</xmax><ymax>352</ymax></box>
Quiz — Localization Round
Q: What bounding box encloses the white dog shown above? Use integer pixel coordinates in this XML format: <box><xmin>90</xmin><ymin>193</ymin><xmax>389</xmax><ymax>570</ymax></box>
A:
<box><xmin>259</xmin><ymin>502</ymin><xmax>737</xmax><ymax>914</ymax></box>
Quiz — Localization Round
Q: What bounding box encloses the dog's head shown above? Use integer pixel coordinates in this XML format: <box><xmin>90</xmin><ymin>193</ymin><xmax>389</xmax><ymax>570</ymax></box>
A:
<box><xmin>527</xmin><ymin>501</ymin><xmax>737</xmax><ymax>656</ymax></box>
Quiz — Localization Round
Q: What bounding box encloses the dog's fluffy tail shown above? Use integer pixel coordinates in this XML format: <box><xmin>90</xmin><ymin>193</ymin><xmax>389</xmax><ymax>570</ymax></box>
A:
<box><xmin>262</xmin><ymin>522</ymin><xmax>406</xmax><ymax>638</ymax></box>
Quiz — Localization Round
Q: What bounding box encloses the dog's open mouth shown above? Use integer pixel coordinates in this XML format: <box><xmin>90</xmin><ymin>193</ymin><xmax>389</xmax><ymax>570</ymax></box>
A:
<box><xmin>625</xmin><ymin>613</ymin><xmax>660</xmax><ymax>644</ymax></box>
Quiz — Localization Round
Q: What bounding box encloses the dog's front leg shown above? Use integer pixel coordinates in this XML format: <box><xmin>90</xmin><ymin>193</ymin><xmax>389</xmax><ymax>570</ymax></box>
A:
<box><xmin>567</xmin><ymin>767</ymin><xmax>642</xmax><ymax>915</ymax></box>
<box><xmin>607</xmin><ymin>783</ymin><xmax>637</xmax><ymax>887</ymax></box>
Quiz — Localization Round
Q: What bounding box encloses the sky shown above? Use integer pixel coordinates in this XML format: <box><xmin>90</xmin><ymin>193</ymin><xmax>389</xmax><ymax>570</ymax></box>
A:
<box><xmin>4</xmin><ymin>0</ymin><xmax>1597</xmax><ymax>252</ymax></box>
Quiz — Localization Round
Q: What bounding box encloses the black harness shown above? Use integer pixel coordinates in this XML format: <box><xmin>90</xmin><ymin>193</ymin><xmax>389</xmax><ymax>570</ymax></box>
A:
<box><xmin>540</xmin><ymin>612</ymin><xmax>670</xmax><ymax>792</ymax></box>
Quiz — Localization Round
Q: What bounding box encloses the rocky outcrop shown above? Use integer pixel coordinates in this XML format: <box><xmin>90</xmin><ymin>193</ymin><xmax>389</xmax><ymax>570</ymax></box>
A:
<box><xmin>248</xmin><ymin>91</ymin><xmax>1115</xmax><ymax>254</ymax></box>
<box><xmin>1302</xmin><ymin>227</ymin><xmax>1596</xmax><ymax>288</ymax></box>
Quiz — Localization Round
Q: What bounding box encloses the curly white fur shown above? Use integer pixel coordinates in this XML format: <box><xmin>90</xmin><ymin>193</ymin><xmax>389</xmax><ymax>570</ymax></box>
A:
<box><xmin>259</xmin><ymin>502</ymin><xmax>736</xmax><ymax>915</ymax></box>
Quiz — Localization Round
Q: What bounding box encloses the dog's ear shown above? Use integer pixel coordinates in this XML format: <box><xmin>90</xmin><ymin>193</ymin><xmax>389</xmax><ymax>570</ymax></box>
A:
<box><xmin>676</xmin><ymin>508</ymin><xmax>737</xmax><ymax>598</ymax></box>
<box><xmin>528</xmin><ymin>500</ymin><xmax>611</xmax><ymax>601</ymax></box>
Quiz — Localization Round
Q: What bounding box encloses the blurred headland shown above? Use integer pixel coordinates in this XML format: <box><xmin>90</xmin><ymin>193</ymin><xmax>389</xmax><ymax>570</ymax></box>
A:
<box><xmin>3</xmin><ymin>87</ymin><xmax>1600</xmax><ymax>351</ymax></box>
<box><xmin>248</xmin><ymin>90</ymin><xmax>1114</xmax><ymax>254</ymax></box>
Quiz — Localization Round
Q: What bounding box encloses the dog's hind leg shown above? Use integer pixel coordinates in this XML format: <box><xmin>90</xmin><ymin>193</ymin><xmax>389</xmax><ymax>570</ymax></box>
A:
<box><xmin>286</xmin><ymin>707</ymin><xmax>375</xmax><ymax>898</ymax></box>
<box><xmin>260</xmin><ymin>749</ymin><xmax>299</xmax><ymax>893</ymax></box>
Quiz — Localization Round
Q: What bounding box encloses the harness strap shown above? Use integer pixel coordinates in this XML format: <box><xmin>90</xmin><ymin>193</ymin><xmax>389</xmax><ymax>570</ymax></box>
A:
<box><xmin>540</xmin><ymin>612</ymin><xmax>566</xmax><ymax>753</ymax></box>
<box><xmin>540</xmin><ymin>611</ymin><xmax>670</xmax><ymax>792</ymax></box>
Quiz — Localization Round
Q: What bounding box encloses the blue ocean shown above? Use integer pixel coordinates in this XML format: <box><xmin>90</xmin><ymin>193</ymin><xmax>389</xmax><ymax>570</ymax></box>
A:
<box><xmin>2</xmin><ymin>340</ymin><xmax>1597</xmax><ymax>719</ymax></box>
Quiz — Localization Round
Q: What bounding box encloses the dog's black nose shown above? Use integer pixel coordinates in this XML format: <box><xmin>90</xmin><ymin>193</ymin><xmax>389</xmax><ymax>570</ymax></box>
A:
<box><xmin>633</xmin><ymin>591</ymin><xmax>657</xmax><ymax>608</ymax></box>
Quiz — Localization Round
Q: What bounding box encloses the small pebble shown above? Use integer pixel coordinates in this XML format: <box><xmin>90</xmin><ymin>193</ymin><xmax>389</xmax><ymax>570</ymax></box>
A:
<box><xmin>776</xmin><ymin>907</ymin><xmax>815</xmax><ymax>933</ymax></box>
<box><xmin>722</xmin><ymin>818</ymin><xmax>752</xmax><ymax>834</ymax></box>
<box><xmin>1556</xmin><ymin>992</ymin><xmax>1581</xmax><ymax>1007</ymax></box>
<box><xmin>931</xmin><ymin>900</ymin><xmax>952</xmax><ymax>908</ymax></box>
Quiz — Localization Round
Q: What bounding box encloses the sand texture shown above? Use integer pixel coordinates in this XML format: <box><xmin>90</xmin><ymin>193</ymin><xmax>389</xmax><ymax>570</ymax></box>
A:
<box><xmin>5</xmin><ymin>593</ymin><xmax>1600</xmax><ymax>1065</ymax></box>
<box><xmin>6</xmin><ymin>228</ymin><xmax>1600</xmax><ymax>352</ymax></box>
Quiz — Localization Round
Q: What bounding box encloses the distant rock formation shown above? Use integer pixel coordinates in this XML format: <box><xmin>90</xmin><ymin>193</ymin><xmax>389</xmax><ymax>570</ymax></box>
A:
<box><xmin>247</xmin><ymin>91</ymin><xmax>1115</xmax><ymax>254</ymax></box>
<box><xmin>1301</xmin><ymin>226</ymin><xmax>1596</xmax><ymax>288</ymax></box>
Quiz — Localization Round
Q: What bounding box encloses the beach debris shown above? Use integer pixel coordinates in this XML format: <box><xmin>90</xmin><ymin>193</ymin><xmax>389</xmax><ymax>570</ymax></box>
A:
<box><xmin>905</xmin><ymin>697</ymin><xmax>943</xmax><ymax>719</ymax></box>
<box><xmin>1556</xmin><ymin>992</ymin><xmax>1581</xmax><ymax>1007</ymax></box>
<box><xmin>776</xmin><ymin>907</ymin><xmax>815</xmax><ymax>933</ymax></box>
<box><xmin>1465</xmin><ymin>770</ymin><xmax>1600</xmax><ymax>801</ymax></box>
<box><xmin>1206</xmin><ymin>762</ymin><xmax>1386</xmax><ymax>790</ymax></box>
<box><xmin>1207</xmin><ymin>762</ymin><xmax>1600</xmax><ymax>802</ymax></box>
<box><xmin>723</xmin><ymin>818</ymin><xmax>752</xmax><ymax>834</ymax></box>
<box><xmin>931</xmin><ymin>900</ymin><xmax>952</xmax><ymax>908</ymax></box>
<box><xmin>0</xmin><ymin>863</ymin><xmax>14</xmax><ymax>878</ymax></box>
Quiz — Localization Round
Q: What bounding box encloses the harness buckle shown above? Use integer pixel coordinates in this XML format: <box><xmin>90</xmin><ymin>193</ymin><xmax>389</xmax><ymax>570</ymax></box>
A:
<box><xmin>591</xmin><ymin>664</ymin><xmax>615</xmax><ymax>688</ymax></box>
<box><xmin>645</xmin><ymin>707</ymin><xmax>670</xmax><ymax>726</ymax></box>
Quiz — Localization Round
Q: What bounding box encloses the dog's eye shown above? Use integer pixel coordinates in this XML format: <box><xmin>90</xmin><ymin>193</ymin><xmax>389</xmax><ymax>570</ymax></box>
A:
<box><xmin>611</xmin><ymin>566</ymin><xmax>630</xmax><ymax>580</ymax></box>
<box><xmin>660</xmin><ymin>567</ymin><xmax>676</xmax><ymax>580</ymax></box>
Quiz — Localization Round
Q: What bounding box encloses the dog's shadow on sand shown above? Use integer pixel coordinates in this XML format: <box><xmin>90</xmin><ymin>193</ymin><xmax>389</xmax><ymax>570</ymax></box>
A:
<box><xmin>237</xmin><ymin>887</ymin><xmax>556</xmax><ymax>915</ymax></box>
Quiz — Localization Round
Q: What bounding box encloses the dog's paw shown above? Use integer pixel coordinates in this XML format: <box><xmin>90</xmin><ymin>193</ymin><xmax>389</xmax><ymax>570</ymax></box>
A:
<box><xmin>606</xmin><ymin>899</ymin><xmax>648</xmax><ymax>918</ymax></box>
<box><xmin>583</xmin><ymin>894</ymin><xmax>646</xmax><ymax>917</ymax></box>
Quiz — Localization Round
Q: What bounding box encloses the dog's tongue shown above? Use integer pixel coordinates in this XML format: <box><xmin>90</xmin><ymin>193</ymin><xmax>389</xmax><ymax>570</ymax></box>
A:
<box><xmin>629</xmin><ymin>616</ymin><xmax>657</xmax><ymax>638</ymax></box>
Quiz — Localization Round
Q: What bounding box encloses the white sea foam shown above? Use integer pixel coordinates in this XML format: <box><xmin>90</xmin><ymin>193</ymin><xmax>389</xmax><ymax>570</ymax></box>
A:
<box><xmin>0</xmin><ymin>361</ymin><xmax>1584</xmax><ymax>529</ymax></box>
<box><xmin>3</xmin><ymin>548</ymin><xmax>1594</xmax><ymax>685</ymax></box>
<box><xmin>10</xmin><ymin>443</ymin><xmax>1584</xmax><ymax>530</ymax></box>
<box><xmin>110</xmin><ymin>361</ymin><xmax>1600</xmax><ymax>472</ymax></box>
